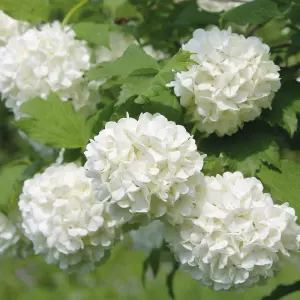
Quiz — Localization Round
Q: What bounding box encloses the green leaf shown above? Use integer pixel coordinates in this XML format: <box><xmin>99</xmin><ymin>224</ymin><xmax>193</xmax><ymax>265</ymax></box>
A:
<box><xmin>166</xmin><ymin>260</ymin><xmax>180</xmax><ymax>300</ymax></box>
<box><xmin>115</xmin><ymin>2</ymin><xmax>141</xmax><ymax>19</ymax></box>
<box><xmin>0</xmin><ymin>0</ymin><xmax>50</xmax><ymax>22</ymax></box>
<box><xmin>87</xmin><ymin>103</ymin><xmax>115</xmax><ymax>135</ymax></box>
<box><xmin>223</xmin><ymin>0</ymin><xmax>280</xmax><ymax>25</ymax></box>
<box><xmin>0</xmin><ymin>162</ymin><xmax>28</xmax><ymax>211</ymax></box>
<box><xmin>202</xmin><ymin>154</ymin><xmax>229</xmax><ymax>176</ymax></box>
<box><xmin>258</xmin><ymin>160</ymin><xmax>300</xmax><ymax>218</ymax></box>
<box><xmin>115</xmin><ymin>49</ymin><xmax>192</xmax><ymax>122</ymax></box>
<box><xmin>200</xmin><ymin>122</ymin><xmax>281</xmax><ymax>176</ymax></box>
<box><xmin>159</xmin><ymin>49</ymin><xmax>195</xmax><ymax>83</ymax></box>
<box><xmin>15</xmin><ymin>94</ymin><xmax>90</xmax><ymax>149</ymax></box>
<box><xmin>142</xmin><ymin>248</ymin><xmax>161</xmax><ymax>287</ymax></box>
<box><xmin>264</xmin><ymin>81</ymin><xmax>300</xmax><ymax>137</ymax></box>
<box><xmin>117</xmin><ymin>75</ymin><xmax>154</xmax><ymax>106</ymax></box>
<box><xmin>287</xmin><ymin>3</ymin><xmax>300</xmax><ymax>24</ymax></box>
<box><xmin>103</xmin><ymin>0</ymin><xmax>125</xmax><ymax>15</ymax></box>
<box><xmin>87</xmin><ymin>45</ymin><xmax>160</xmax><ymax>81</ymax></box>
<box><xmin>139</xmin><ymin>85</ymin><xmax>183</xmax><ymax>123</ymax></box>
<box><xmin>174</xmin><ymin>2</ymin><xmax>219</xmax><ymax>27</ymax></box>
<box><xmin>73</xmin><ymin>23</ymin><xmax>110</xmax><ymax>46</ymax></box>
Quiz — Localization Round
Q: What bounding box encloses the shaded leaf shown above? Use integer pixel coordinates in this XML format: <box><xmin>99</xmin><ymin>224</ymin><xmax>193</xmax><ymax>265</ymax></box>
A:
<box><xmin>87</xmin><ymin>103</ymin><xmax>115</xmax><ymax>135</ymax></box>
<box><xmin>0</xmin><ymin>162</ymin><xmax>28</xmax><ymax>212</ymax></box>
<box><xmin>264</xmin><ymin>81</ymin><xmax>300</xmax><ymax>136</ymax></box>
<box><xmin>223</xmin><ymin>0</ymin><xmax>280</xmax><ymax>25</ymax></box>
<box><xmin>202</xmin><ymin>154</ymin><xmax>229</xmax><ymax>176</ymax></box>
<box><xmin>287</xmin><ymin>3</ymin><xmax>300</xmax><ymax>24</ymax></box>
<box><xmin>200</xmin><ymin>122</ymin><xmax>281</xmax><ymax>176</ymax></box>
<box><xmin>142</xmin><ymin>248</ymin><xmax>161</xmax><ymax>287</ymax></box>
<box><xmin>166</xmin><ymin>260</ymin><xmax>180</xmax><ymax>300</ymax></box>
<box><xmin>174</xmin><ymin>2</ymin><xmax>219</xmax><ymax>27</ymax></box>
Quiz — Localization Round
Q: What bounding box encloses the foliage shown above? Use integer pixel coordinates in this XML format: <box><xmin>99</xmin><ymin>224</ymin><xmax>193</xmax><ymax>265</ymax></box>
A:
<box><xmin>1</xmin><ymin>0</ymin><xmax>300</xmax><ymax>299</ymax></box>
<box><xmin>15</xmin><ymin>94</ymin><xmax>91</xmax><ymax>149</ymax></box>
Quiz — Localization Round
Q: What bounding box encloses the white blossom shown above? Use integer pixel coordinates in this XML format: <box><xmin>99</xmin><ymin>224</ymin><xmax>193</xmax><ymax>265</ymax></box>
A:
<box><xmin>6</xmin><ymin>211</ymin><xmax>33</xmax><ymax>258</ymax></box>
<box><xmin>130</xmin><ymin>220</ymin><xmax>165</xmax><ymax>254</ymax></box>
<box><xmin>0</xmin><ymin>10</ymin><xmax>30</xmax><ymax>46</ymax></box>
<box><xmin>0</xmin><ymin>22</ymin><xmax>94</xmax><ymax>119</ymax></box>
<box><xmin>165</xmin><ymin>172</ymin><xmax>300</xmax><ymax>290</ymax></box>
<box><xmin>0</xmin><ymin>212</ymin><xmax>20</xmax><ymax>255</ymax></box>
<box><xmin>85</xmin><ymin>112</ymin><xmax>205</xmax><ymax>224</ymax></box>
<box><xmin>168</xmin><ymin>27</ymin><xmax>281</xmax><ymax>136</ymax></box>
<box><xmin>19</xmin><ymin>163</ymin><xmax>118</xmax><ymax>272</ymax></box>
<box><xmin>197</xmin><ymin>0</ymin><xmax>251</xmax><ymax>12</ymax></box>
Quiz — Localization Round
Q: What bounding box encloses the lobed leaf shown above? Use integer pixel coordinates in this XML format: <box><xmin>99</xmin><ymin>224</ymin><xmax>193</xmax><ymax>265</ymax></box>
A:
<box><xmin>87</xmin><ymin>45</ymin><xmax>160</xmax><ymax>81</ymax></box>
<box><xmin>15</xmin><ymin>94</ymin><xmax>91</xmax><ymax>149</ymax></box>
<box><xmin>73</xmin><ymin>23</ymin><xmax>110</xmax><ymax>46</ymax></box>
<box><xmin>223</xmin><ymin>0</ymin><xmax>280</xmax><ymax>26</ymax></box>
<box><xmin>0</xmin><ymin>0</ymin><xmax>50</xmax><ymax>21</ymax></box>
<box><xmin>258</xmin><ymin>159</ymin><xmax>300</xmax><ymax>218</ymax></box>
<box><xmin>200</xmin><ymin>122</ymin><xmax>281</xmax><ymax>177</ymax></box>
<box><xmin>264</xmin><ymin>81</ymin><xmax>300</xmax><ymax>137</ymax></box>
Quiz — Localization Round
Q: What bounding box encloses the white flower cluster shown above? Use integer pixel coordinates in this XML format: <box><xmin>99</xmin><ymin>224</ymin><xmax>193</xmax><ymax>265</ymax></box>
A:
<box><xmin>0</xmin><ymin>21</ymin><xmax>93</xmax><ymax>119</ymax></box>
<box><xmin>0</xmin><ymin>212</ymin><xmax>20</xmax><ymax>255</ymax></box>
<box><xmin>165</xmin><ymin>172</ymin><xmax>300</xmax><ymax>290</ymax></box>
<box><xmin>0</xmin><ymin>10</ymin><xmax>297</xmax><ymax>292</ymax></box>
<box><xmin>197</xmin><ymin>0</ymin><xmax>251</xmax><ymax>12</ymax></box>
<box><xmin>85</xmin><ymin>112</ymin><xmax>205</xmax><ymax>223</ymax></box>
<box><xmin>19</xmin><ymin>163</ymin><xmax>118</xmax><ymax>272</ymax></box>
<box><xmin>0</xmin><ymin>11</ymin><xmax>29</xmax><ymax>46</ymax></box>
<box><xmin>168</xmin><ymin>27</ymin><xmax>281</xmax><ymax>136</ymax></box>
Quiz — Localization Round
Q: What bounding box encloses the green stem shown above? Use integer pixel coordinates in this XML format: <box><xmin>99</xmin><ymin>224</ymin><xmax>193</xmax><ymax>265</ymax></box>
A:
<box><xmin>62</xmin><ymin>0</ymin><xmax>88</xmax><ymax>27</ymax></box>
<box><xmin>190</xmin><ymin>124</ymin><xmax>198</xmax><ymax>136</ymax></box>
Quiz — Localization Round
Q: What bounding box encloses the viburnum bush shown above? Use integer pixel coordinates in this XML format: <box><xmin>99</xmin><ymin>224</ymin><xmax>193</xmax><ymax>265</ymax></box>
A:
<box><xmin>1</xmin><ymin>0</ymin><xmax>300</xmax><ymax>298</ymax></box>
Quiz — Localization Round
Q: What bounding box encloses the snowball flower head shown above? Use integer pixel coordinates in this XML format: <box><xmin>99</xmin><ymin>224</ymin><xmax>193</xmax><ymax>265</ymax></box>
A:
<box><xmin>168</xmin><ymin>27</ymin><xmax>280</xmax><ymax>136</ymax></box>
<box><xmin>0</xmin><ymin>22</ymin><xmax>92</xmax><ymax>119</ymax></box>
<box><xmin>85</xmin><ymin>112</ymin><xmax>205</xmax><ymax>223</ymax></box>
<box><xmin>166</xmin><ymin>172</ymin><xmax>300</xmax><ymax>290</ymax></box>
<box><xmin>197</xmin><ymin>0</ymin><xmax>251</xmax><ymax>12</ymax></box>
<box><xmin>19</xmin><ymin>163</ymin><xmax>117</xmax><ymax>272</ymax></box>
<box><xmin>0</xmin><ymin>212</ymin><xmax>20</xmax><ymax>255</ymax></box>
<box><xmin>0</xmin><ymin>10</ymin><xmax>29</xmax><ymax>46</ymax></box>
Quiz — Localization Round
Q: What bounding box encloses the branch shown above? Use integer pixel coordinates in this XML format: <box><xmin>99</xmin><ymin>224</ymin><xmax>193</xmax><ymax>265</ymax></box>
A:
<box><xmin>262</xmin><ymin>281</ymin><xmax>300</xmax><ymax>300</ymax></box>
<box><xmin>246</xmin><ymin>24</ymin><xmax>263</xmax><ymax>37</ymax></box>
<box><xmin>271</xmin><ymin>41</ymin><xmax>292</xmax><ymax>51</ymax></box>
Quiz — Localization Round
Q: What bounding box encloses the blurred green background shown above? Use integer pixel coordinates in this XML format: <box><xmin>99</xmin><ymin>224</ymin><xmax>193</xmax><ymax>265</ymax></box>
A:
<box><xmin>1</xmin><ymin>240</ymin><xmax>300</xmax><ymax>300</ymax></box>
